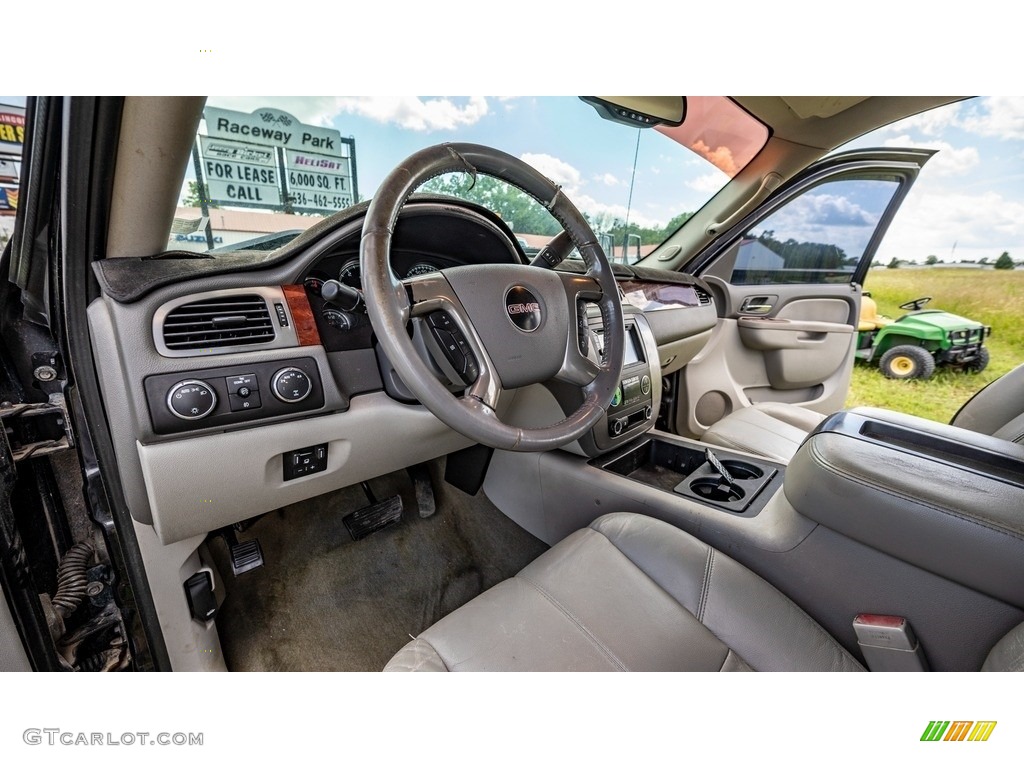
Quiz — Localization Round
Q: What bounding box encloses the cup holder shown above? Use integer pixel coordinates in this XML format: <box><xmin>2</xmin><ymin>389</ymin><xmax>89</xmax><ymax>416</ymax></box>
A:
<box><xmin>719</xmin><ymin>460</ymin><xmax>763</xmax><ymax>480</ymax></box>
<box><xmin>689</xmin><ymin>478</ymin><xmax>746</xmax><ymax>503</ymax></box>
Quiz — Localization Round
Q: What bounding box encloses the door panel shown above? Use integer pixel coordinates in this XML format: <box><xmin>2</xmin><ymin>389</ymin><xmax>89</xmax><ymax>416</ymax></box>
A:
<box><xmin>737</xmin><ymin>316</ymin><xmax>854</xmax><ymax>390</ymax></box>
<box><xmin>677</xmin><ymin>284</ymin><xmax>858</xmax><ymax>437</ymax></box>
<box><xmin>672</xmin><ymin>149</ymin><xmax>933</xmax><ymax>438</ymax></box>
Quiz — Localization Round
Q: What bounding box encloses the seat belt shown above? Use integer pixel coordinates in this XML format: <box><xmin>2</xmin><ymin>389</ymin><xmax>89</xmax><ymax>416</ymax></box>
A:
<box><xmin>852</xmin><ymin>614</ymin><xmax>929</xmax><ymax>671</ymax></box>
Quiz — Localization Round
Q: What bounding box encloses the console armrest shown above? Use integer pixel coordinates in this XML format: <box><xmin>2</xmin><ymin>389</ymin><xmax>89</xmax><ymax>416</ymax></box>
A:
<box><xmin>784</xmin><ymin>407</ymin><xmax>1024</xmax><ymax>608</ymax></box>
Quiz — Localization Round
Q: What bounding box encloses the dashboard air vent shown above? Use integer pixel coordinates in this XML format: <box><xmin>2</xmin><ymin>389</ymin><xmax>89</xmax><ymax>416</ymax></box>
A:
<box><xmin>695</xmin><ymin>287</ymin><xmax>712</xmax><ymax>307</ymax></box>
<box><xmin>162</xmin><ymin>295</ymin><xmax>275</xmax><ymax>351</ymax></box>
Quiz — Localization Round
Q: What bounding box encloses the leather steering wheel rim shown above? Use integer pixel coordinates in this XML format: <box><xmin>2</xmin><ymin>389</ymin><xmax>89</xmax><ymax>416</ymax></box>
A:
<box><xmin>360</xmin><ymin>143</ymin><xmax>624</xmax><ymax>451</ymax></box>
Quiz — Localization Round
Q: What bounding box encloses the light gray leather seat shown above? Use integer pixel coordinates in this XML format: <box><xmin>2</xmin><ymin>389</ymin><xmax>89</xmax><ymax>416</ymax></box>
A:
<box><xmin>701</xmin><ymin>401</ymin><xmax>827</xmax><ymax>464</ymax></box>
<box><xmin>385</xmin><ymin>511</ymin><xmax>1024</xmax><ymax>672</ymax></box>
<box><xmin>385</xmin><ymin>512</ymin><xmax>864</xmax><ymax>672</ymax></box>
<box><xmin>702</xmin><ymin>362</ymin><xmax>1024</xmax><ymax>464</ymax></box>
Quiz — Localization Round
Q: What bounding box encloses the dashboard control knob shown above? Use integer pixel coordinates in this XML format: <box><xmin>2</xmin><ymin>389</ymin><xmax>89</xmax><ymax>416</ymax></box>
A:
<box><xmin>610</xmin><ymin>417</ymin><xmax>625</xmax><ymax>436</ymax></box>
<box><xmin>272</xmin><ymin>367</ymin><xmax>313</xmax><ymax>403</ymax></box>
<box><xmin>644</xmin><ymin>405</ymin><xmax>653</xmax><ymax>421</ymax></box>
<box><xmin>640</xmin><ymin>374</ymin><xmax>652</xmax><ymax>396</ymax></box>
<box><xmin>167</xmin><ymin>380</ymin><xmax>217</xmax><ymax>420</ymax></box>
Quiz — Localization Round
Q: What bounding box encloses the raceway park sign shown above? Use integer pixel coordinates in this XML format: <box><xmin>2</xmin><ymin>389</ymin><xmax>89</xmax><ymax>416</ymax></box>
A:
<box><xmin>205</xmin><ymin>107</ymin><xmax>343</xmax><ymax>155</ymax></box>
<box><xmin>198</xmin><ymin>107</ymin><xmax>356</xmax><ymax>213</ymax></box>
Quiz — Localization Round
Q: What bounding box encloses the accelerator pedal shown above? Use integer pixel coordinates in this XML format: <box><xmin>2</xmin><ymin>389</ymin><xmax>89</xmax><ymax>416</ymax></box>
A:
<box><xmin>407</xmin><ymin>463</ymin><xmax>437</xmax><ymax>519</ymax></box>
<box><xmin>343</xmin><ymin>495</ymin><xmax>404</xmax><ymax>541</ymax></box>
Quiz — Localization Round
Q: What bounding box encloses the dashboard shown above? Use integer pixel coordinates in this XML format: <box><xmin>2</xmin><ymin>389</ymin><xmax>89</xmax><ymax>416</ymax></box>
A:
<box><xmin>88</xmin><ymin>199</ymin><xmax>717</xmax><ymax>545</ymax></box>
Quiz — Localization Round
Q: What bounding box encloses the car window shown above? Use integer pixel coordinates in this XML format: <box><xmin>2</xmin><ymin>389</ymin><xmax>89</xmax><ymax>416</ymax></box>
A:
<box><xmin>717</xmin><ymin>176</ymin><xmax>902</xmax><ymax>285</ymax></box>
<box><xmin>169</xmin><ymin>97</ymin><xmax>769</xmax><ymax>265</ymax></box>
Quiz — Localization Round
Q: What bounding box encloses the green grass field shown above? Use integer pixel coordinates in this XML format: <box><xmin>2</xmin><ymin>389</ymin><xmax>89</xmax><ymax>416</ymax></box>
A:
<box><xmin>846</xmin><ymin>268</ymin><xmax>1024</xmax><ymax>423</ymax></box>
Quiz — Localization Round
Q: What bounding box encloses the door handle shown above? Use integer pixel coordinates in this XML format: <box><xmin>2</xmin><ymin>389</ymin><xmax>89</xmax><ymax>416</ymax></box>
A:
<box><xmin>739</xmin><ymin>297</ymin><xmax>774</xmax><ymax>314</ymax></box>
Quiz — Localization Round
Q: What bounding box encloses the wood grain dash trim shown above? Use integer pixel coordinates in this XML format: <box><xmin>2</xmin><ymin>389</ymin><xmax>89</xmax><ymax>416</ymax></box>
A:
<box><xmin>281</xmin><ymin>284</ymin><xmax>322</xmax><ymax>347</ymax></box>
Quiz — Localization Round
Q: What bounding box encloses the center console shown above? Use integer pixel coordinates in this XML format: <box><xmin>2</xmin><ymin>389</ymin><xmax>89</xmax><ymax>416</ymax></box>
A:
<box><xmin>596</xmin><ymin>438</ymin><xmax>782</xmax><ymax>515</ymax></box>
<box><xmin>569</xmin><ymin>308</ymin><xmax>661</xmax><ymax>456</ymax></box>
<box><xmin>786</xmin><ymin>407</ymin><xmax>1024</xmax><ymax>608</ymax></box>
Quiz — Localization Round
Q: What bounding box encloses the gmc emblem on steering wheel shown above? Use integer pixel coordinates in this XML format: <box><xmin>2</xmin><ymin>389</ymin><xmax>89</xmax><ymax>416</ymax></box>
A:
<box><xmin>505</xmin><ymin>285</ymin><xmax>542</xmax><ymax>332</ymax></box>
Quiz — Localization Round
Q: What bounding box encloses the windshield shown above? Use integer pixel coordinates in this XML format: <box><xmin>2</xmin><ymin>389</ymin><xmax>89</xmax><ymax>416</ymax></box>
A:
<box><xmin>170</xmin><ymin>97</ymin><xmax>768</xmax><ymax>263</ymax></box>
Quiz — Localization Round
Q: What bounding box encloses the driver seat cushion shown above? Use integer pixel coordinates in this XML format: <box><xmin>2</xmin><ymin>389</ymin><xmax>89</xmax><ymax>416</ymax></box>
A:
<box><xmin>384</xmin><ymin>512</ymin><xmax>863</xmax><ymax>672</ymax></box>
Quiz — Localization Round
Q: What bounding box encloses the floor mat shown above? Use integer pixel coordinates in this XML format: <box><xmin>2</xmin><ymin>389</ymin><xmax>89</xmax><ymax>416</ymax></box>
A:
<box><xmin>209</xmin><ymin>460</ymin><xmax>547</xmax><ymax>671</ymax></box>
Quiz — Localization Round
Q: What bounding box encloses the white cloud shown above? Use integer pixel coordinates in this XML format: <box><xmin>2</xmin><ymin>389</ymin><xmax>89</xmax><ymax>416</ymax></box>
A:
<box><xmin>875</xmin><ymin>188</ymin><xmax>1024</xmax><ymax>264</ymax></box>
<box><xmin>596</xmin><ymin>172</ymin><xmax>620</xmax><ymax>186</ymax></box>
<box><xmin>687</xmin><ymin>170</ymin><xmax>728</xmax><ymax>193</ymax></box>
<box><xmin>334</xmin><ymin>96</ymin><xmax>489</xmax><ymax>131</ymax></box>
<box><xmin>206</xmin><ymin>95</ymin><xmax>492</xmax><ymax>132</ymax></box>
<box><xmin>880</xmin><ymin>101</ymin><xmax>963</xmax><ymax>137</ymax></box>
<box><xmin>883</xmin><ymin>135</ymin><xmax>980</xmax><ymax>176</ymax></box>
<box><xmin>961</xmin><ymin>96</ymin><xmax>1024</xmax><ymax>141</ymax></box>
<box><xmin>519</xmin><ymin>153</ymin><xmax>583</xmax><ymax>190</ymax></box>
<box><xmin>206</xmin><ymin>96</ymin><xmax>344</xmax><ymax>127</ymax></box>
<box><xmin>574</xmin><ymin>194</ymin><xmax>665</xmax><ymax>229</ymax></box>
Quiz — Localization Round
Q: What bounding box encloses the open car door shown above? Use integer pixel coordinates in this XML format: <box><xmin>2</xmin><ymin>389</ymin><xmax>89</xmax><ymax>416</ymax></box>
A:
<box><xmin>665</xmin><ymin>148</ymin><xmax>934</xmax><ymax>438</ymax></box>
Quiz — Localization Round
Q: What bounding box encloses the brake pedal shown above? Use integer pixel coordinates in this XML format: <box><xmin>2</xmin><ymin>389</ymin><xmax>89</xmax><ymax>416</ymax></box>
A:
<box><xmin>217</xmin><ymin>528</ymin><xmax>265</xmax><ymax>576</ymax></box>
<box><xmin>343</xmin><ymin>495</ymin><xmax>404</xmax><ymax>540</ymax></box>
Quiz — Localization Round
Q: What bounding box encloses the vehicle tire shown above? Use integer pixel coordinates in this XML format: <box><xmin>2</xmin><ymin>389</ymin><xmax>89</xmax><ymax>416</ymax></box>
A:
<box><xmin>964</xmin><ymin>347</ymin><xmax>990</xmax><ymax>374</ymax></box>
<box><xmin>879</xmin><ymin>345</ymin><xmax>936</xmax><ymax>380</ymax></box>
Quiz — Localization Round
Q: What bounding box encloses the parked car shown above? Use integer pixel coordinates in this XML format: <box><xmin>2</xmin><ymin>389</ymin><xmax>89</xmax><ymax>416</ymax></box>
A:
<box><xmin>1</xmin><ymin>96</ymin><xmax>1021</xmax><ymax>676</ymax></box>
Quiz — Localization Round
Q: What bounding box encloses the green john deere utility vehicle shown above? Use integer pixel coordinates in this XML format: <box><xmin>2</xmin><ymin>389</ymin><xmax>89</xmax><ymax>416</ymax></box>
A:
<box><xmin>856</xmin><ymin>294</ymin><xmax>991</xmax><ymax>380</ymax></box>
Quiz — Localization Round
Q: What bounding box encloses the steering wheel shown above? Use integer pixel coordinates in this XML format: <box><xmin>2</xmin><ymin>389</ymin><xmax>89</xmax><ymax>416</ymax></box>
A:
<box><xmin>899</xmin><ymin>296</ymin><xmax>932</xmax><ymax>311</ymax></box>
<box><xmin>360</xmin><ymin>143</ymin><xmax>625</xmax><ymax>452</ymax></box>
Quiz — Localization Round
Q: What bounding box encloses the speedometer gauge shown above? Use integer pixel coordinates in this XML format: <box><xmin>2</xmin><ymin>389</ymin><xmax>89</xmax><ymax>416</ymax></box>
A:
<box><xmin>406</xmin><ymin>263</ymin><xmax>439</xmax><ymax>278</ymax></box>
<box><xmin>339</xmin><ymin>258</ymin><xmax>361</xmax><ymax>288</ymax></box>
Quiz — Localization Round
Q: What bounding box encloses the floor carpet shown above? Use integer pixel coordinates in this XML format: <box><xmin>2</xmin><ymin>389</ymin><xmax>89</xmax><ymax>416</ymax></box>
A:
<box><xmin>209</xmin><ymin>460</ymin><xmax>547</xmax><ymax>671</ymax></box>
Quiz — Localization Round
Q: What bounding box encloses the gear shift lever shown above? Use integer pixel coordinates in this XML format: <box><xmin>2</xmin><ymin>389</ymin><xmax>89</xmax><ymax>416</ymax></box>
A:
<box><xmin>705</xmin><ymin>448</ymin><xmax>742</xmax><ymax>494</ymax></box>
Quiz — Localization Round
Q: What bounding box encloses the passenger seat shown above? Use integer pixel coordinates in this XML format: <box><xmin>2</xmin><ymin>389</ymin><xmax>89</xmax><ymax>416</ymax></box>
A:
<box><xmin>701</xmin><ymin>362</ymin><xmax>1024</xmax><ymax>463</ymax></box>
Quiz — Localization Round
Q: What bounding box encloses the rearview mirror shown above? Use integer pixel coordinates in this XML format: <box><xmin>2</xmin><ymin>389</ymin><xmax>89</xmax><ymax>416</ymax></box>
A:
<box><xmin>580</xmin><ymin>96</ymin><xmax>686</xmax><ymax>128</ymax></box>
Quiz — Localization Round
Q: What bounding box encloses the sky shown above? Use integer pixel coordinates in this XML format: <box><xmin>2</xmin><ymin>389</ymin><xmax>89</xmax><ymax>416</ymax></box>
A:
<box><xmin>845</xmin><ymin>97</ymin><xmax>1024</xmax><ymax>264</ymax></box>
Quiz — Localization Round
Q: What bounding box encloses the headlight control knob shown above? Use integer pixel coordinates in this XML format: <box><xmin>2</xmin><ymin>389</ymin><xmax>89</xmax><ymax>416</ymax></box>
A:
<box><xmin>167</xmin><ymin>380</ymin><xmax>217</xmax><ymax>420</ymax></box>
<box><xmin>272</xmin><ymin>367</ymin><xmax>312</xmax><ymax>403</ymax></box>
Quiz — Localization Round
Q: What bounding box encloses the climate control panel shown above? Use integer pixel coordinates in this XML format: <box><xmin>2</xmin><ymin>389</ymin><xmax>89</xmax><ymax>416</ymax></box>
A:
<box><xmin>144</xmin><ymin>357</ymin><xmax>324</xmax><ymax>435</ymax></box>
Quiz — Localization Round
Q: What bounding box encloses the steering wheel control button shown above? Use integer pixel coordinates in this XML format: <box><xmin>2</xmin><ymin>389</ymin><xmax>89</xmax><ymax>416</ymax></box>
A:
<box><xmin>229</xmin><ymin>390</ymin><xmax>262</xmax><ymax>412</ymax></box>
<box><xmin>428</xmin><ymin>311</ymin><xmax>455</xmax><ymax>331</ymax></box>
<box><xmin>504</xmin><ymin>285</ymin><xmax>543</xmax><ymax>332</ymax></box>
<box><xmin>167</xmin><ymin>380</ymin><xmax>217</xmax><ymax>420</ymax></box>
<box><xmin>641</xmin><ymin>374</ymin><xmax>652</xmax><ymax>396</ymax></box>
<box><xmin>427</xmin><ymin>311</ymin><xmax>479</xmax><ymax>384</ymax></box>
<box><xmin>272</xmin><ymin>367</ymin><xmax>313</xmax><ymax>403</ymax></box>
<box><xmin>577</xmin><ymin>299</ymin><xmax>590</xmax><ymax>355</ymax></box>
<box><xmin>283</xmin><ymin>443</ymin><xmax>328</xmax><ymax>481</ymax></box>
